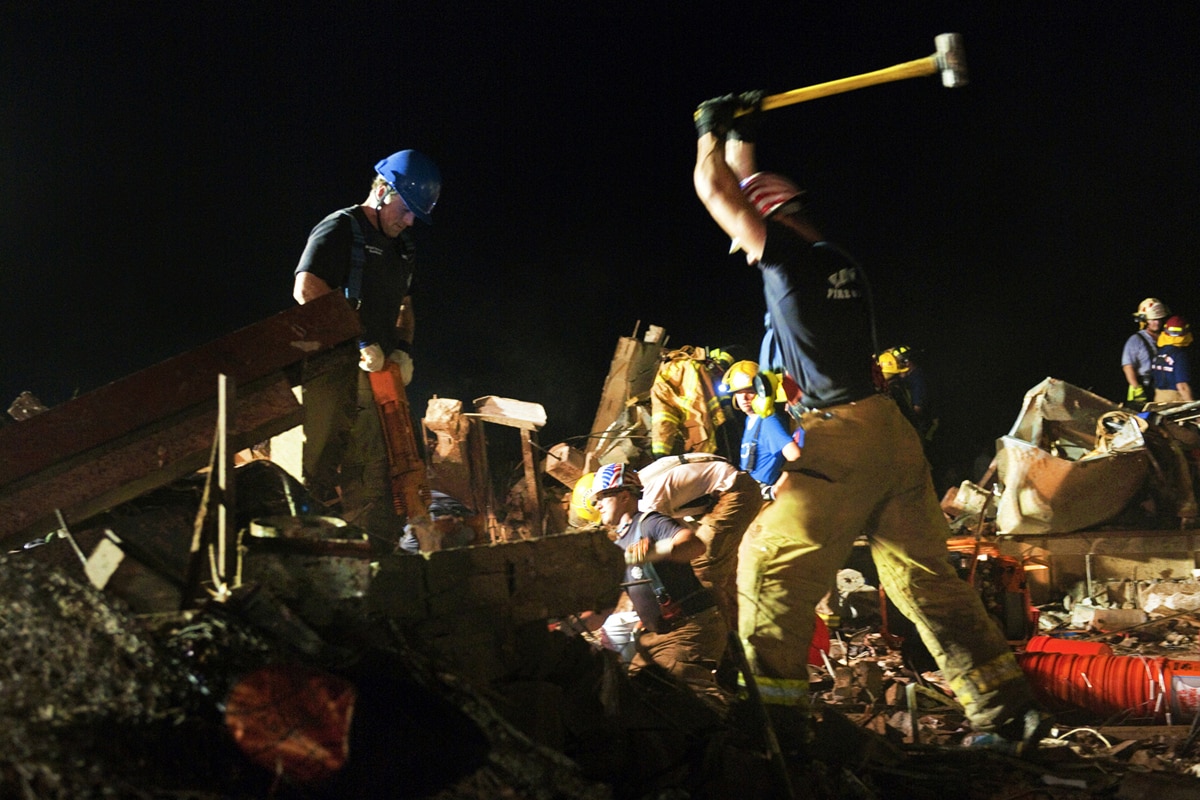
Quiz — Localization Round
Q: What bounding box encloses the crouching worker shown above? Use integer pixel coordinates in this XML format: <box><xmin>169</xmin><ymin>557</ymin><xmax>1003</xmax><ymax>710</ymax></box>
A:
<box><xmin>637</xmin><ymin>453</ymin><xmax>763</xmax><ymax>632</ymax></box>
<box><xmin>586</xmin><ymin>464</ymin><xmax>730</xmax><ymax>713</ymax></box>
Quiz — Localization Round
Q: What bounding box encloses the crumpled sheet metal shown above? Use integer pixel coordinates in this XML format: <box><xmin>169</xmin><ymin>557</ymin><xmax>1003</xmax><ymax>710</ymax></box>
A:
<box><xmin>996</xmin><ymin>378</ymin><xmax>1148</xmax><ymax>534</ymax></box>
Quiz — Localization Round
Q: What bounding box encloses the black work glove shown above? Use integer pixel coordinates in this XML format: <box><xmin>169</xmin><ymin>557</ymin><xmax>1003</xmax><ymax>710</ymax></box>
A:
<box><xmin>728</xmin><ymin>89</ymin><xmax>766</xmax><ymax>143</ymax></box>
<box><xmin>694</xmin><ymin>94</ymin><xmax>737</xmax><ymax>139</ymax></box>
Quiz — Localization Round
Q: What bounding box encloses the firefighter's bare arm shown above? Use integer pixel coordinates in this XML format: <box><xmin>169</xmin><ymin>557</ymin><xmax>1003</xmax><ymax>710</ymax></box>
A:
<box><xmin>1122</xmin><ymin>363</ymin><xmax>1140</xmax><ymax>389</ymax></box>
<box><xmin>293</xmin><ymin>271</ymin><xmax>333</xmax><ymax>304</ymax></box>
<box><xmin>694</xmin><ymin>133</ymin><xmax>767</xmax><ymax>262</ymax></box>
<box><xmin>724</xmin><ymin>138</ymin><xmax>757</xmax><ymax>182</ymax></box>
<box><xmin>624</xmin><ymin>526</ymin><xmax>705</xmax><ymax>565</ymax></box>
<box><xmin>1179</xmin><ymin>382</ymin><xmax>1194</xmax><ymax>401</ymax></box>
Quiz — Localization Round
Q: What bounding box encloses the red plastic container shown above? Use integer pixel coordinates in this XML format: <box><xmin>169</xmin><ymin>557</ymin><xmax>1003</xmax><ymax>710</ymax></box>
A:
<box><xmin>1018</xmin><ymin>652</ymin><xmax>1200</xmax><ymax>723</ymax></box>
<box><xmin>1024</xmin><ymin>634</ymin><xmax>1113</xmax><ymax>657</ymax></box>
<box><xmin>808</xmin><ymin>614</ymin><xmax>831</xmax><ymax>666</ymax></box>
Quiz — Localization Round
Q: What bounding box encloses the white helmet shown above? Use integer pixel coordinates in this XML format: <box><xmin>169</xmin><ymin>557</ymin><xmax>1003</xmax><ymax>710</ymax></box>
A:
<box><xmin>1136</xmin><ymin>297</ymin><xmax>1170</xmax><ymax>321</ymax></box>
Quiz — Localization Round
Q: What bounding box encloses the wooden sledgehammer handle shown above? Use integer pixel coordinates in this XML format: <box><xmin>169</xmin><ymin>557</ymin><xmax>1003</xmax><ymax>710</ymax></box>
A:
<box><xmin>758</xmin><ymin>55</ymin><xmax>942</xmax><ymax>112</ymax></box>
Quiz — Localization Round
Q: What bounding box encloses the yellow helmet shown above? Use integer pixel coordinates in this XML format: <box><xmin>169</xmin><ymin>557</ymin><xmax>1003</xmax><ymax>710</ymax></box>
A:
<box><xmin>570</xmin><ymin>472</ymin><xmax>600</xmax><ymax>524</ymax></box>
<box><xmin>877</xmin><ymin>346</ymin><xmax>912</xmax><ymax>377</ymax></box>
<box><xmin>707</xmin><ymin>347</ymin><xmax>735</xmax><ymax>372</ymax></box>
<box><xmin>722</xmin><ymin>360</ymin><xmax>760</xmax><ymax>394</ymax></box>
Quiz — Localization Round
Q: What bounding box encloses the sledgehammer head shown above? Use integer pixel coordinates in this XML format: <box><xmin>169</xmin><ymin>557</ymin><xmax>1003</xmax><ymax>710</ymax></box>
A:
<box><xmin>935</xmin><ymin>33</ymin><xmax>968</xmax><ymax>88</ymax></box>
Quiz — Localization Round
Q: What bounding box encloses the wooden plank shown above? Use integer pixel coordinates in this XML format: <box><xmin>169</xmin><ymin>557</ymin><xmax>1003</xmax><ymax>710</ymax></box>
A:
<box><xmin>520</xmin><ymin>429</ymin><xmax>544</xmax><ymax>536</ymax></box>
<box><xmin>1098</xmin><ymin>725</ymin><xmax>1194</xmax><ymax>740</ymax></box>
<box><xmin>466</xmin><ymin>418</ymin><xmax>499</xmax><ymax>543</ymax></box>
<box><xmin>469</xmin><ymin>396</ymin><xmax>547</xmax><ymax>431</ymax></box>
<box><xmin>0</xmin><ymin>292</ymin><xmax>361</xmax><ymax>487</ymax></box>
<box><xmin>0</xmin><ymin>377</ymin><xmax>302</xmax><ymax>546</ymax></box>
<box><xmin>585</xmin><ymin>333</ymin><xmax>663</xmax><ymax>454</ymax></box>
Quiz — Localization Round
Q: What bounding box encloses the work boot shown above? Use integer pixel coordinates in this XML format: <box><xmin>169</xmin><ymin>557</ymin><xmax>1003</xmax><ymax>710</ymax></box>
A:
<box><xmin>960</xmin><ymin>707</ymin><xmax>1055</xmax><ymax>757</ymax></box>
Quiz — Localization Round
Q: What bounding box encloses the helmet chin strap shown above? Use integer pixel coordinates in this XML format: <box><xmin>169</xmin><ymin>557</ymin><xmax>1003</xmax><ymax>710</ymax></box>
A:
<box><xmin>371</xmin><ymin>186</ymin><xmax>386</xmax><ymax>231</ymax></box>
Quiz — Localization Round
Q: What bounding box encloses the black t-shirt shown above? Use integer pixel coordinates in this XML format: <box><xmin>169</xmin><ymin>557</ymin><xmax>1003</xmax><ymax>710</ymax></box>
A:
<box><xmin>757</xmin><ymin>222</ymin><xmax>876</xmax><ymax>408</ymax></box>
<box><xmin>294</xmin><ymin>205</ymin><xmax>415</xmax><ymax>354</ymax></box>
<box><xmin>615</xmin><ymin>511</ymin><xmax>708</xmax><ymax>633</ymax></box>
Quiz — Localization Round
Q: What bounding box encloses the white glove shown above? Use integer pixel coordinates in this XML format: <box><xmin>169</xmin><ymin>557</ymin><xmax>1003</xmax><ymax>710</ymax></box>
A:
<box><xmin>358</xmin><ymin>343</ymin><xmax>385</xmax><ymax>372</ymax></box>
<box><xmin>390</xmin><ymin>349</ymin><xmax>414</xmax><ymax>385</ymax></box>
<box><xmin>624</xmin><ymin>538</ymin><xmax>674</xmax><ymax>565</ymax></box>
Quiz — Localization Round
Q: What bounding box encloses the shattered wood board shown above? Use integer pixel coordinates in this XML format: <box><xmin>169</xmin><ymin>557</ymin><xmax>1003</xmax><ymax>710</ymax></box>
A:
<box><xmin>587</xmin><ymin>334</ymin><xmax>663</xmax><ymax>453</ymax></box>
<box><xmin>0</xmin><ymin>377</ymin><xmax>302</xmax><ymax>545</ymax></box>
<box><xmin>469</xmin><ymin>396</ymin><xmax>547</xmax><ymax>430</ymax></box>
<box><xmin>0</xmin><ymin>292</ymin><xmax>361</xmax><ymax>488</ymax></box>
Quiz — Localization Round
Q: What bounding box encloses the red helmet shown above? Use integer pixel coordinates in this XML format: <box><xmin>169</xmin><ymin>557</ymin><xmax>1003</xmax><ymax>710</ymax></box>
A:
<box><xmin>740</xmin><ymin>172</ymin><xmax>804</xmax><ymax>218</ymax></box>
<box><xmin>1165</xmin><ymin>316</ymin><xmax>1190</xmax><ymax>338</ymax></box>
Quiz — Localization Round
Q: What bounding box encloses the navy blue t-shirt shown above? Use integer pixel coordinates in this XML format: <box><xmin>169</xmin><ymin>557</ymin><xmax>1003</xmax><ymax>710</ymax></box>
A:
<box><xmin>1152</xmin><ymin>344</ymin><xmax>1193</xmax><ymax>391</ymax></box>
<box><xmin>757</xmin><ymin>221</ymin><xmax>876</xmax><ymax>408</ymax></box>
<box><xmin>615</xmin><ymin>511</ymin><xmax>707</xmax><ymax>633</ymax></box>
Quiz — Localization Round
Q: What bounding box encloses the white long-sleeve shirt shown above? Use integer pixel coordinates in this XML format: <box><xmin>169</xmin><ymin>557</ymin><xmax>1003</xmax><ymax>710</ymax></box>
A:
<box><xmin>638</xmin><ymin>457</ymin><xmax>739</xmax><ymax>519</ymax></box>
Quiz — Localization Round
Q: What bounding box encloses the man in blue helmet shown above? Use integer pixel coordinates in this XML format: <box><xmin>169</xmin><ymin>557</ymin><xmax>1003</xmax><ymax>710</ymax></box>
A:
<box><xmin>692</xmin><ymin>94</ymin><xmax>1047</xmax><ymax>757</ymax></box>
<box><xmin>292</xmin><ymin>149</ymin><xmax>441</xmax><ymax>550</ymax></box>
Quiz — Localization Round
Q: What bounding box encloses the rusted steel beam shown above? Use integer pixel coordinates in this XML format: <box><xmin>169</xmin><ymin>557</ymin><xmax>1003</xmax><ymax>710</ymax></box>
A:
<box><xmin>0</xmin><ymin>377</ymin><xmax>302</xmax><ymax>546</ymax></box>
<box><xmin>0</xmin><ymin>292</ymin><xmax>361</xmax><ymax>488</ymax></box>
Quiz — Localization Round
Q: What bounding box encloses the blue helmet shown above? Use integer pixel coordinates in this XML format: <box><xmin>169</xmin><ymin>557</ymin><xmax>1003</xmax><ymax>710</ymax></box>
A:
<box><xmin>374</xmin><ymin>149</ymin><xmax>441</xmax><ymax>224</ymax></box>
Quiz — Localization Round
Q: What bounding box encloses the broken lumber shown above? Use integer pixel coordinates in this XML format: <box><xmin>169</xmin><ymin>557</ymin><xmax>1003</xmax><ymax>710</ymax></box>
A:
<box><xmin>0</xmin><ymin>294</ymin><xmax>362</xmax><ymax>546</ymax></box>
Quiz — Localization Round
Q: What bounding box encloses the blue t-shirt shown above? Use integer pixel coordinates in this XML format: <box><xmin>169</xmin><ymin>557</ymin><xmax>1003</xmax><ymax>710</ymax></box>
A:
<box><xmin>757</xmin><ymin>221</ymin><xmax>876</xmax><ymax>408</ymax></box>
<box><xmin>740</xmin><ymin>413</ymin><xmax>794</xmax><ymax>485</ymax></box>
<box><xmin>1152</xmin><ymin>344</ymin><xmax>1193</xmax><ymax>391</ymax></box>
<box><xmin>1122</xmin><ymin>330</ymin><xmax>1157</xmax><ymax>385</ymax></box>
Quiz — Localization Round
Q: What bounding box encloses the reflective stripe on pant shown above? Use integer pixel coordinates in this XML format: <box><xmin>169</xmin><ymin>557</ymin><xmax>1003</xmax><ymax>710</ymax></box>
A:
<box><xmin>741</xmin><ymin>674</ymin><xmax>809</xmax><ymax>707</ymax></box>
<box><xmin>736</xmin><ymin>393</ymin><xmax>1033</xmax><ymax>728</ymax></box>
<box><xmin>690</xmin><ymin>471</ymin><xmax>764</xmax><ymax>630</ymax></box>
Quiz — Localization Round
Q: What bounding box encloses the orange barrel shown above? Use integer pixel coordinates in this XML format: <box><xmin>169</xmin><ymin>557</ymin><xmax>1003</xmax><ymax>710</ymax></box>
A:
<box><xmin>1018</xmin><ymin>653</ymin><xmax>1200</xmax><ymax>723</ymax></box>
<box><xmin>1024</xmin><ymin>635</ymin><xmax>1113</xmax><ymax>656</ymax></box>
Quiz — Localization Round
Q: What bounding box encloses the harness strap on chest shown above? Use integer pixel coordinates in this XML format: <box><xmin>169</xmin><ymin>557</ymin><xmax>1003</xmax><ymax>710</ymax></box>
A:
<box><xmin>622</xmin><ymin>513</ymin><xmax>669</xmax><ymax>597</ymax></box>
<box><xmin>340</xmin><ymin>210</ymin><xmax>366</xmax><ymax>311</ymax></box>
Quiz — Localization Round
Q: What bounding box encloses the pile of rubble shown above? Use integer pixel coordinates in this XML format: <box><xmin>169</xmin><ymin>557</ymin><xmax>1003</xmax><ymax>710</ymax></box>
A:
<box><xmin>7</xmin><ymin>312</ymin><xmax>1200</xmax><ymax>797</ymax></box>
<box><xmin>6</xmin><ymin>522</ymin><xmax>1200</xmax><ymax>799</ymax></box>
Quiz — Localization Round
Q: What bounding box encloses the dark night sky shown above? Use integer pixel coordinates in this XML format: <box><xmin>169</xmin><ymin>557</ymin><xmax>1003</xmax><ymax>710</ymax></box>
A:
<box><xmin>2</xmin><ymin>4</ymin><xmax>1198</xmax><ymax>474</ymax></box>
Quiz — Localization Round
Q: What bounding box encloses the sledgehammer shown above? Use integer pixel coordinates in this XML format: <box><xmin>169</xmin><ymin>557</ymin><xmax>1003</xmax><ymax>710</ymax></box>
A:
<box><xmin>703</xmin><ymin>33</ymin><xmax>967</xmax><ymax>120</ymax></box>
<box><xmin>764</xmin><ymin>33</ymin><xmax>967</xmax><ymax>109</ymax></box>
